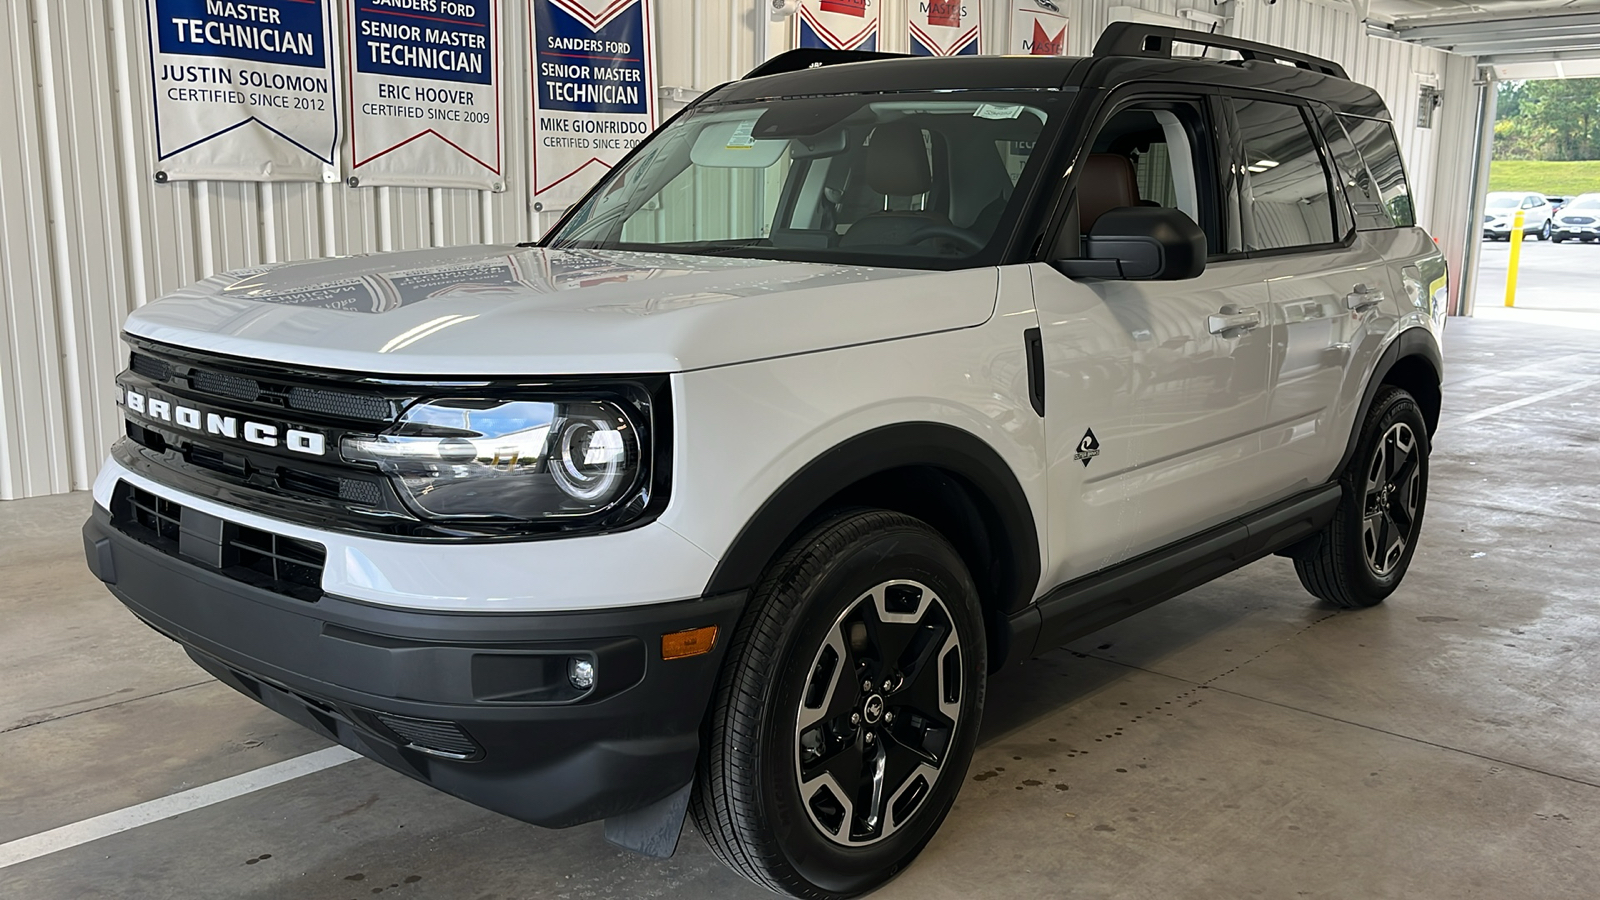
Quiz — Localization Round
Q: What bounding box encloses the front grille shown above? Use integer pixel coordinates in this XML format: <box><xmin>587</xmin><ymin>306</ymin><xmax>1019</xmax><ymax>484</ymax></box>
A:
<box><xmin>1564</xmin><ymin>216</ymin><xmax>1595</xmax><ymax>225</ymax></box>
<box><xmin>229</xmin><ymin>526</ymin><xmax>325</xmax><ymax>596</ymax></box>
<box><xmin>190</xmin><ymin>369</ymin><xmax>261</xmax><ymax>402</ymax></box>
<box><xmin>125</xmin><ymin>485</ymin><xmax>182</xmax><ymax>544</ymax></box>
<box><xmin>288</xmin><ymin>386</ymin><xmax>391</xmax><ymax>422</ymax></box>
<box><xmin>111</xmin><ymin>482</ymin><xmax>326</xmax><ymax>602</ymax></box>
<box><xmin>129</xmin><ymin>352</ymin><xmax>172</xmax><ymax>382</ymax></box>
<box><xmin>371</xmin><ymin>713</ymin><xmax>483</xmax><ymax>760</ymax></box>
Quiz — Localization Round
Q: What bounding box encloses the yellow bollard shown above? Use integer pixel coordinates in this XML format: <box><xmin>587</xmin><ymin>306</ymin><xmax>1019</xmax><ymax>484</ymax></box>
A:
<box><xmin>1505</xmin><ymin>209</ymin><xmax>1526</xmax><ymax>307</ymax></box>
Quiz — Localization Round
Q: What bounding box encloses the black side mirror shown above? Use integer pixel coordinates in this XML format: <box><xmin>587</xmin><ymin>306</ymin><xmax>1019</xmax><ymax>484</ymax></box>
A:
<box><xmin>1053</xmin><ymin>207</ymin><xmax>1207</xmax><ymax>281</ymax></box>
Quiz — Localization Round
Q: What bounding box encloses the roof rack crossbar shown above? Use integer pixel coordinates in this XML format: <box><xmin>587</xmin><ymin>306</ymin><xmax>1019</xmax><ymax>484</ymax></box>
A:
<box><xmin>744</xmin><ymin>47</ymin><xmax>911</xmax><ymax>80</ymax></box>
<box><xmin>1092</xmin><ymin>22</ymin><xmax>1349</xmax><ymax>81</ymax></box>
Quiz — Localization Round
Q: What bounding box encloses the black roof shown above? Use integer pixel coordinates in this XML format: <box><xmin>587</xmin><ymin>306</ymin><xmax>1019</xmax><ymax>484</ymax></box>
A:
<box><xmin>710</xmin><ymin>24</ymin><xmax>1389</xmax><ymax>120</ymax></box>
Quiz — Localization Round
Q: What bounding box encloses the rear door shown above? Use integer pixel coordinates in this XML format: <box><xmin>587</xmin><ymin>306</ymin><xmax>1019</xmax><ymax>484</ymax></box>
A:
<box><xmin>1228</xmin><ymin>95</ymin><xmax>1395</xmax><ymax>495</ymax></box>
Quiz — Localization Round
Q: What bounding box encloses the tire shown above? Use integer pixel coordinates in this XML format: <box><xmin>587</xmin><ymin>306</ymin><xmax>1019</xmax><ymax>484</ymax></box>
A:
<box><xmin>1554</xmin><ymin>235</ymin><xmax>1567</xmax><ymax>244</ymax></box>
<box><xmin>692</xmin><ymin>510</ymin><xmax>986</xmax><ymax>899</ymax></box>
<box><xmin>1542</xmin><ymin>220</ymin><xmax>1554</xmax><ymax>241</ymax></box>
<box><xmin>1293</xmin><ymin>387</ymin><xmax>1430</xmax><ymax>609</ymax></box>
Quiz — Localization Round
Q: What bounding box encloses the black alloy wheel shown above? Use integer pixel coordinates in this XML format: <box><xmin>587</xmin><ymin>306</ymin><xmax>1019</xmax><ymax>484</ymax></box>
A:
<box><xmin>1293</xmin><ymin>386</ymin><xmax>1431</xmax><ymax>608</ymax></box>
<box><xmin>693</xmin><ymin>510</ymin><xmax>985</xmax><ymax>898</ymax></box>
<box><xmin>793</xmin><ymin>579</ymin><xmax>963</xmax><ymax>847</ymax></box>
<box><xmin>1360</xmin><ymin>421</ymin><xmax>1422</xmax><ymax>577</ymax></box>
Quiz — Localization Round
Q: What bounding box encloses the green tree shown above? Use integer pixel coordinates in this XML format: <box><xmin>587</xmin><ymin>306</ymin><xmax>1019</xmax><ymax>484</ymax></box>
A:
<box><xmin>1495</xmin><ymin>79</ymin><xmax>1600</xmax><ymax>161</ymax></box>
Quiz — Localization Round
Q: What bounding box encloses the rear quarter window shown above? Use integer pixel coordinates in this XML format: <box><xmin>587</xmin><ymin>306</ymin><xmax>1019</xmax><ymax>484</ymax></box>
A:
<box><xmin>1337</xmin><ymin>115</ymin><xmax>1415</xmax><ymax>229</ymax></box>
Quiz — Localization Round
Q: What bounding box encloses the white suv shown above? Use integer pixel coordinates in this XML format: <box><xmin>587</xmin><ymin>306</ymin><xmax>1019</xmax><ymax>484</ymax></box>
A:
<box><xmin>1552</xmin><ymin>193</ymin><xmax>1600</xmax><ymax>243</ymax></box>
<box><xmin>1483</xmin><ymin>191</ymin><xmax>1554</xmax><ymax>241</ymax></box>
<box><xmin>84</xmin><ymin>26</ymin><xmax>1446</xmax><ymax>899</ymax></box>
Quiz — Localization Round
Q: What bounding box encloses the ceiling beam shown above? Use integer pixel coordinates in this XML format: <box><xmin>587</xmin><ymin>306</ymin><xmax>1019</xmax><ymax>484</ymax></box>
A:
<box><xmin>1391</xmin><ymin>11</ymin><xmax>1600</xmax><ymax>47</ymax></box>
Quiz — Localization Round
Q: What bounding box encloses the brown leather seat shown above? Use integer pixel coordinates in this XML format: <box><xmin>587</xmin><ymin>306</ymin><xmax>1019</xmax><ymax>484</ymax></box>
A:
<box><xmin>1079</xmin><ymin>153</ymin><xmax>1141</xmax><ymax>231</ymax></box>
<box><xmin>840</xmin><ymin>122</ymin><xmax>951</xmax><ymax>247</ymax></box>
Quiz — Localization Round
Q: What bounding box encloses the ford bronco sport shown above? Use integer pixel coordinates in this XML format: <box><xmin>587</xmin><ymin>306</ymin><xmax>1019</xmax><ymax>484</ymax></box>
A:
<box><xmin>85</xmin><ymin>24</ymin><xmax>1445</xmax><ymax>898</ymax></box>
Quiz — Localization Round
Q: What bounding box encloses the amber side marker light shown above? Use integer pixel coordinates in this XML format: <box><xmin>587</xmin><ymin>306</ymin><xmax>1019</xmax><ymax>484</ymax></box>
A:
<box><xmin>662</xmin><ymin>626</ymin><xmax>718</xmax><ymax>660</ymax></box>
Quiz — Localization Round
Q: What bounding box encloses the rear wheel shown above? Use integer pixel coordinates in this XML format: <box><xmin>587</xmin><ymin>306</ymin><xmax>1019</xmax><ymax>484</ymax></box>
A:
<box><xmin>692</xmin><ymin>510</ymin><xmax>985</xmax><ymax>898</ymax></box>
<box><xmin>1293</xmin><ymin>387</ymin><xmax>1430</xmax><ymax>608</ymax></box>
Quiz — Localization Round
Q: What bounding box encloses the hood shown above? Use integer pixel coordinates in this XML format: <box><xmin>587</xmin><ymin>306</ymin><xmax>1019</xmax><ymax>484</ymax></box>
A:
<box><xmin>124</xmin><ymin>246</ymin><xmax>998</xmax><ymax>375</ymax></box>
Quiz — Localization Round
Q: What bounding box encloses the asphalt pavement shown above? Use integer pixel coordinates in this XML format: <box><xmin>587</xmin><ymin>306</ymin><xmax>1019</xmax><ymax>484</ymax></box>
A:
<box><xmin>1476</xmin><ymin>236</ymin><xmax>1600</xmax><ymax>314</ymax></box>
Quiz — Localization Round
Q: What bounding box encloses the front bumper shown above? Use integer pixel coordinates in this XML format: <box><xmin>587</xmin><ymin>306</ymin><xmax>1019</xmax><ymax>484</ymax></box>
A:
<box><xmin>83</xmin><ymin>507</ymin><xmax>744</xmax><ymax>828</ymax></box>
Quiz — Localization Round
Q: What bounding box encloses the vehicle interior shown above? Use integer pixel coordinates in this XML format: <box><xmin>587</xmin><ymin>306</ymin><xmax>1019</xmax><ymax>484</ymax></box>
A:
<box><xmin>553</xmin><ymin>96</ymin><xmax>1049</xmax><ymax>262</ymax></box>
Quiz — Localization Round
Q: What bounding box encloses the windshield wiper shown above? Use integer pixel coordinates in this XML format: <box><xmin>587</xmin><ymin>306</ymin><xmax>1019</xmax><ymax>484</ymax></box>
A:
<box><xmin>656</xmin><ymin>240</ymin><xmax>772</xmax><ymax>256</ymax></box>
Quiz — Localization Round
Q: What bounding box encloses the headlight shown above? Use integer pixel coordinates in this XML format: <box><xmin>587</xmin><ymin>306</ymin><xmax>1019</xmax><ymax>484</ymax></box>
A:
<box><xmin>341</xmin><ymin>397</ymin><xmax>645</xmax><ymax>522</ymax></box>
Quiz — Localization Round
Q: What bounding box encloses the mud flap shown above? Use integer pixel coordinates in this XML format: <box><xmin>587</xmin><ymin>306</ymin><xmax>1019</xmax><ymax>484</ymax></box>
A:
<box><xmin>603</xmin><ymin>782</ymin><xmax>693</xmax><ymax>858</ymax></box>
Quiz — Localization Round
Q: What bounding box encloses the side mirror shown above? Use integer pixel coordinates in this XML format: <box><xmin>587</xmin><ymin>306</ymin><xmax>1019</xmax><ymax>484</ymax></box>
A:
<box><xmin>1053</xmin><ymin>207</ymin><xmax>1207</xmax><ymax>281</ymax></box>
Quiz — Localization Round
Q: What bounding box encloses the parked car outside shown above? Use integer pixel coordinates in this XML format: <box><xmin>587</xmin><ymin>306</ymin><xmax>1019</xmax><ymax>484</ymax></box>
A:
<box><xmin>1552</xmin><ymin>193</ymin><xmax>1600</xmax><ymax>243</ymax></box>
<box><xmin>1547</xmin><ymin>195</ymin><xmax>1570</xmax><ymax>213</ymax></box>
<box><xmin>1483</xmin><ymin>191</ymin><xmax>1553</xmax><ymax>241</ymax></box>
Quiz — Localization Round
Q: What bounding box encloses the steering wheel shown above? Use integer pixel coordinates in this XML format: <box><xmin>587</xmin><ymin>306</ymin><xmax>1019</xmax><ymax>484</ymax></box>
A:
<box><xmin>906</xmin><ymin>224</ymin><xmax>986</xmax><ymax>254</ymax></box>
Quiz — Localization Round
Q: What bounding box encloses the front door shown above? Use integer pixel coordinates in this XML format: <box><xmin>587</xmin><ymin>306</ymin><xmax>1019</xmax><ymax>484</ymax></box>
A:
<box><xmin>1034</xmin><ymin>93</ymin><xmax>1275</xmax><ymax>588</ymax></box>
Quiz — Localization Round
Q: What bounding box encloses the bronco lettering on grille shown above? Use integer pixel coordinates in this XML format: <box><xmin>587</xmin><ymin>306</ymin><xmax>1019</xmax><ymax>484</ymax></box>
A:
<box><xmin>122</xmin><ymin>387</ymin><xmax>327</xmax><ymax>456</ymax></box>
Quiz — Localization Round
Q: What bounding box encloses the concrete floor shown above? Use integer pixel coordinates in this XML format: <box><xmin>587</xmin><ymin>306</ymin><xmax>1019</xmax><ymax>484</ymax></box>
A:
<box><xmin>5</xmin><ymin>313</ymin><xmax>1600</xmax><ymax>899</ymax></box>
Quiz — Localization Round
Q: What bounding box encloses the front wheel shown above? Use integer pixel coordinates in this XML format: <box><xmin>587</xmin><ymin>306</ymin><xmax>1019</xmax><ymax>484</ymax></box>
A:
<box><xmin>1293</xmin><ymin>387</ymin><xmax>1430</xmax><ymax>608</ymax></box>
<box><xmin>692</xmin><ymin>510</ymin><xmax>986</xmax><ymax>898</ymax></box>
<box><xmin>1541</xmin><ymin>220</ymin><xmax>1554</xmax><ymax>241</ymax></box>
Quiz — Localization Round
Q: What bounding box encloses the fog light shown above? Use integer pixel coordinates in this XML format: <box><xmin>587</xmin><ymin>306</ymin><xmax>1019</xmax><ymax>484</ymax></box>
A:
<box><xmin>569</xmin><ymin>658</ymin><xmax>596</xmax><ymax>690</ymax></box>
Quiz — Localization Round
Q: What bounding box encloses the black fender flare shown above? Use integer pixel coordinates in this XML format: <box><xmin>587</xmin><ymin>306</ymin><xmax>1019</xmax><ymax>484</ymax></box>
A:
<box><xmin>1335</xmin><ymin>325</ymin><xmax>1443</xmax><ymax>475</ymax></box>
<box><xmin>704</xmin><ymin>422</ymin><xmax>1042</xmax><ymax>618</ymax></box>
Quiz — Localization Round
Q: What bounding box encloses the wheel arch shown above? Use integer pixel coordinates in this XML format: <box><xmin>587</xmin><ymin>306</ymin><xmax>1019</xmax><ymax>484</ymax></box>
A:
<box><xmin>1337</xmin><ymin>326</ymin><xmax>1443</xmax><ymax>475</ymax></box>
<box><xmin>703</xmin><ymin>422</ymin><xmax>1042</xmax><ymax>673</ymax></box>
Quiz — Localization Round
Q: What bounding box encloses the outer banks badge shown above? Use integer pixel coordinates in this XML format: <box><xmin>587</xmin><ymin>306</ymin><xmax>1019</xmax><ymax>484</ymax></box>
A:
<box><xmin>1075</xmin><ymin>428</ymin><xmax>1101</xmax><ymax>467</ymax></box>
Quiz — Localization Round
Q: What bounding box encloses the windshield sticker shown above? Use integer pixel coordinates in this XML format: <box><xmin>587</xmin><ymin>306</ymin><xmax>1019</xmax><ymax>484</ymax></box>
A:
<box><xmin>726</xmin><ymin>119</ymin><xmax>758</xmax><ymax>149</ymax></box>
<box><xmin>975</xmin><ymin>103</ymin><xmax>1025</xmax><ymax>120</ymax></box>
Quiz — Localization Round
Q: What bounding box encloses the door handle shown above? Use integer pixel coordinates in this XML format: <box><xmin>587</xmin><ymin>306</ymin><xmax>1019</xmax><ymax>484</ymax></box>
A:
<box><xmin>1346</xmin><ymin>283</ymin><xmax>1385</xmax><ymax>312</ymax></box>
<box><xmin>1208</xmin><ymin>305</ymin><xmax>1262</xmax><ymax>336</ymax></box>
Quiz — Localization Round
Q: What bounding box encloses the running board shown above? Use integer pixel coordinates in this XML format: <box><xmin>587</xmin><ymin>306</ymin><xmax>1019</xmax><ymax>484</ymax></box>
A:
<box><xmin>1009</xmin><ymin>483</ymin><xmax>1342</xmax><ymax>660</ymax></box>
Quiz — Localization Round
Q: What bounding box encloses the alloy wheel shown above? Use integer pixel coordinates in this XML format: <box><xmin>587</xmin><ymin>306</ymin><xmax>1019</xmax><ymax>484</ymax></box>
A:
<box><xmin>794</xmin><ymin>579</ymin><xmax>963</xmax><ymax>847</ymax></box>
<box><xmin>1362</xmin><ymin>422</ymin><xmax>1421</xmax><ymax>576</ymax></box>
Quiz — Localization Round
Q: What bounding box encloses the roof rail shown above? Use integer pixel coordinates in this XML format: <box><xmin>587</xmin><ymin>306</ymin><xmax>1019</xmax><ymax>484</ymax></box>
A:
<box><xmin>1092</xmin><ymin>22</ymin><xmax>1349</xmax><ymax>81</ymax></box>
<box><xmin>745</xmin><ymin>47</ymin><xmax>910</xmax><ymax>80</ymax></box>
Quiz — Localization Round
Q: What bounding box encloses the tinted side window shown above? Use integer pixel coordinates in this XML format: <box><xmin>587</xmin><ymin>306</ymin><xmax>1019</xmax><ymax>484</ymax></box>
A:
<box><xmin>1338</xmin><ymin>114</ymin><xmax>1415</xmax><ymax>228</ymax></box>
<box><xmin>1077</xmin><ymin>100</ymin><xmax>1220</xmax><ymax>254</ymax></box>
<box><xmin>1232</xmin><ymin>98</ymin><xmax>1337</xmax><ymax>251</ymax></box>
<box><xmin>1315</xmin><ymin>106</ymin><xmax>1386</xmax><ymax>231</ymax></box>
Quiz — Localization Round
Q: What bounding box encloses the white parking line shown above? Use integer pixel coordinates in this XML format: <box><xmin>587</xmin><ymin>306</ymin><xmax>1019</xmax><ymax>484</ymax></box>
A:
<box><xmin>0</xmin><ymin>746</ymin><xmax>360</xmax><ymax>870</ymax></box>
<box><xmin>1447</xmin><ymin>376</ymin><xmax>1600</xmax><ymax>427</ymax></box>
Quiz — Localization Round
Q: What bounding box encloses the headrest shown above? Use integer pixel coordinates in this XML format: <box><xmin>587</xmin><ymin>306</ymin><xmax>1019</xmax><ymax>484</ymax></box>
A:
<box><xmin>866</xmin><ymin>123</ymin><xmax>932</xmax><ymax>197</ymax></box>
<box><xmin>1080</xmin><ymin>154</ymin><xmax>1141</xmax><ymax>231</ymax></box>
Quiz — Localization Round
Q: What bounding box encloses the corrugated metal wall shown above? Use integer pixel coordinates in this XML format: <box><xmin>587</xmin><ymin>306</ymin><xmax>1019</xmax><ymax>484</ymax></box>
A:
<box><xmin>0</xmin><ymin>0</ymin><xmax>1477</xmax><ymax>500</ymax></box>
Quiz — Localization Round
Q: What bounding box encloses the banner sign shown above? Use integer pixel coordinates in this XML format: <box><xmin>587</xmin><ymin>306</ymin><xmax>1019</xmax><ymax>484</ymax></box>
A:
<box><xmin>1011</xmin><ymin>1</ymin><xmax>1068</xmax><ymax>56</ymax></box>
<box><xmin>796</xmin><ymin>0</ymin><xmax>879</xmax><ymax>51</ymax></box>
<box><xmin>347</xmin><ymin>0</ymin><xmax>504</xmax><ymax>190</ymax></box>
<box><xmin>145</xmin><ymin>0</ymin><xmax>339</xmax><ymax>182</ymax></box>
<box><xmin>528</xmin><ymin>0</ymin><xmax>659</xmax><ymax>207</ymax></box>
<box><xmin>910</xmin><ymin>1</ymin><xmax>979</xmax><ymax>56</ymax></box>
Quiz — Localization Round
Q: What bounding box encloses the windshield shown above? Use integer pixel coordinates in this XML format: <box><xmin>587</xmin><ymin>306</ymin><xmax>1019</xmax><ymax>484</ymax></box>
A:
<box><xmin>1569</xmin><ymin>196</ymin><xmax>1600</xmax><ymax>210</ymax></box>
<box><xmin>543</xmin><ymin>93</ymin><xmax>1058</xmax><ymax>267</ymax></box>
<box><xmin>1486</xmin><ymin>195</ymin><xmax>1520</xmax><ymax>209</ymax></box>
